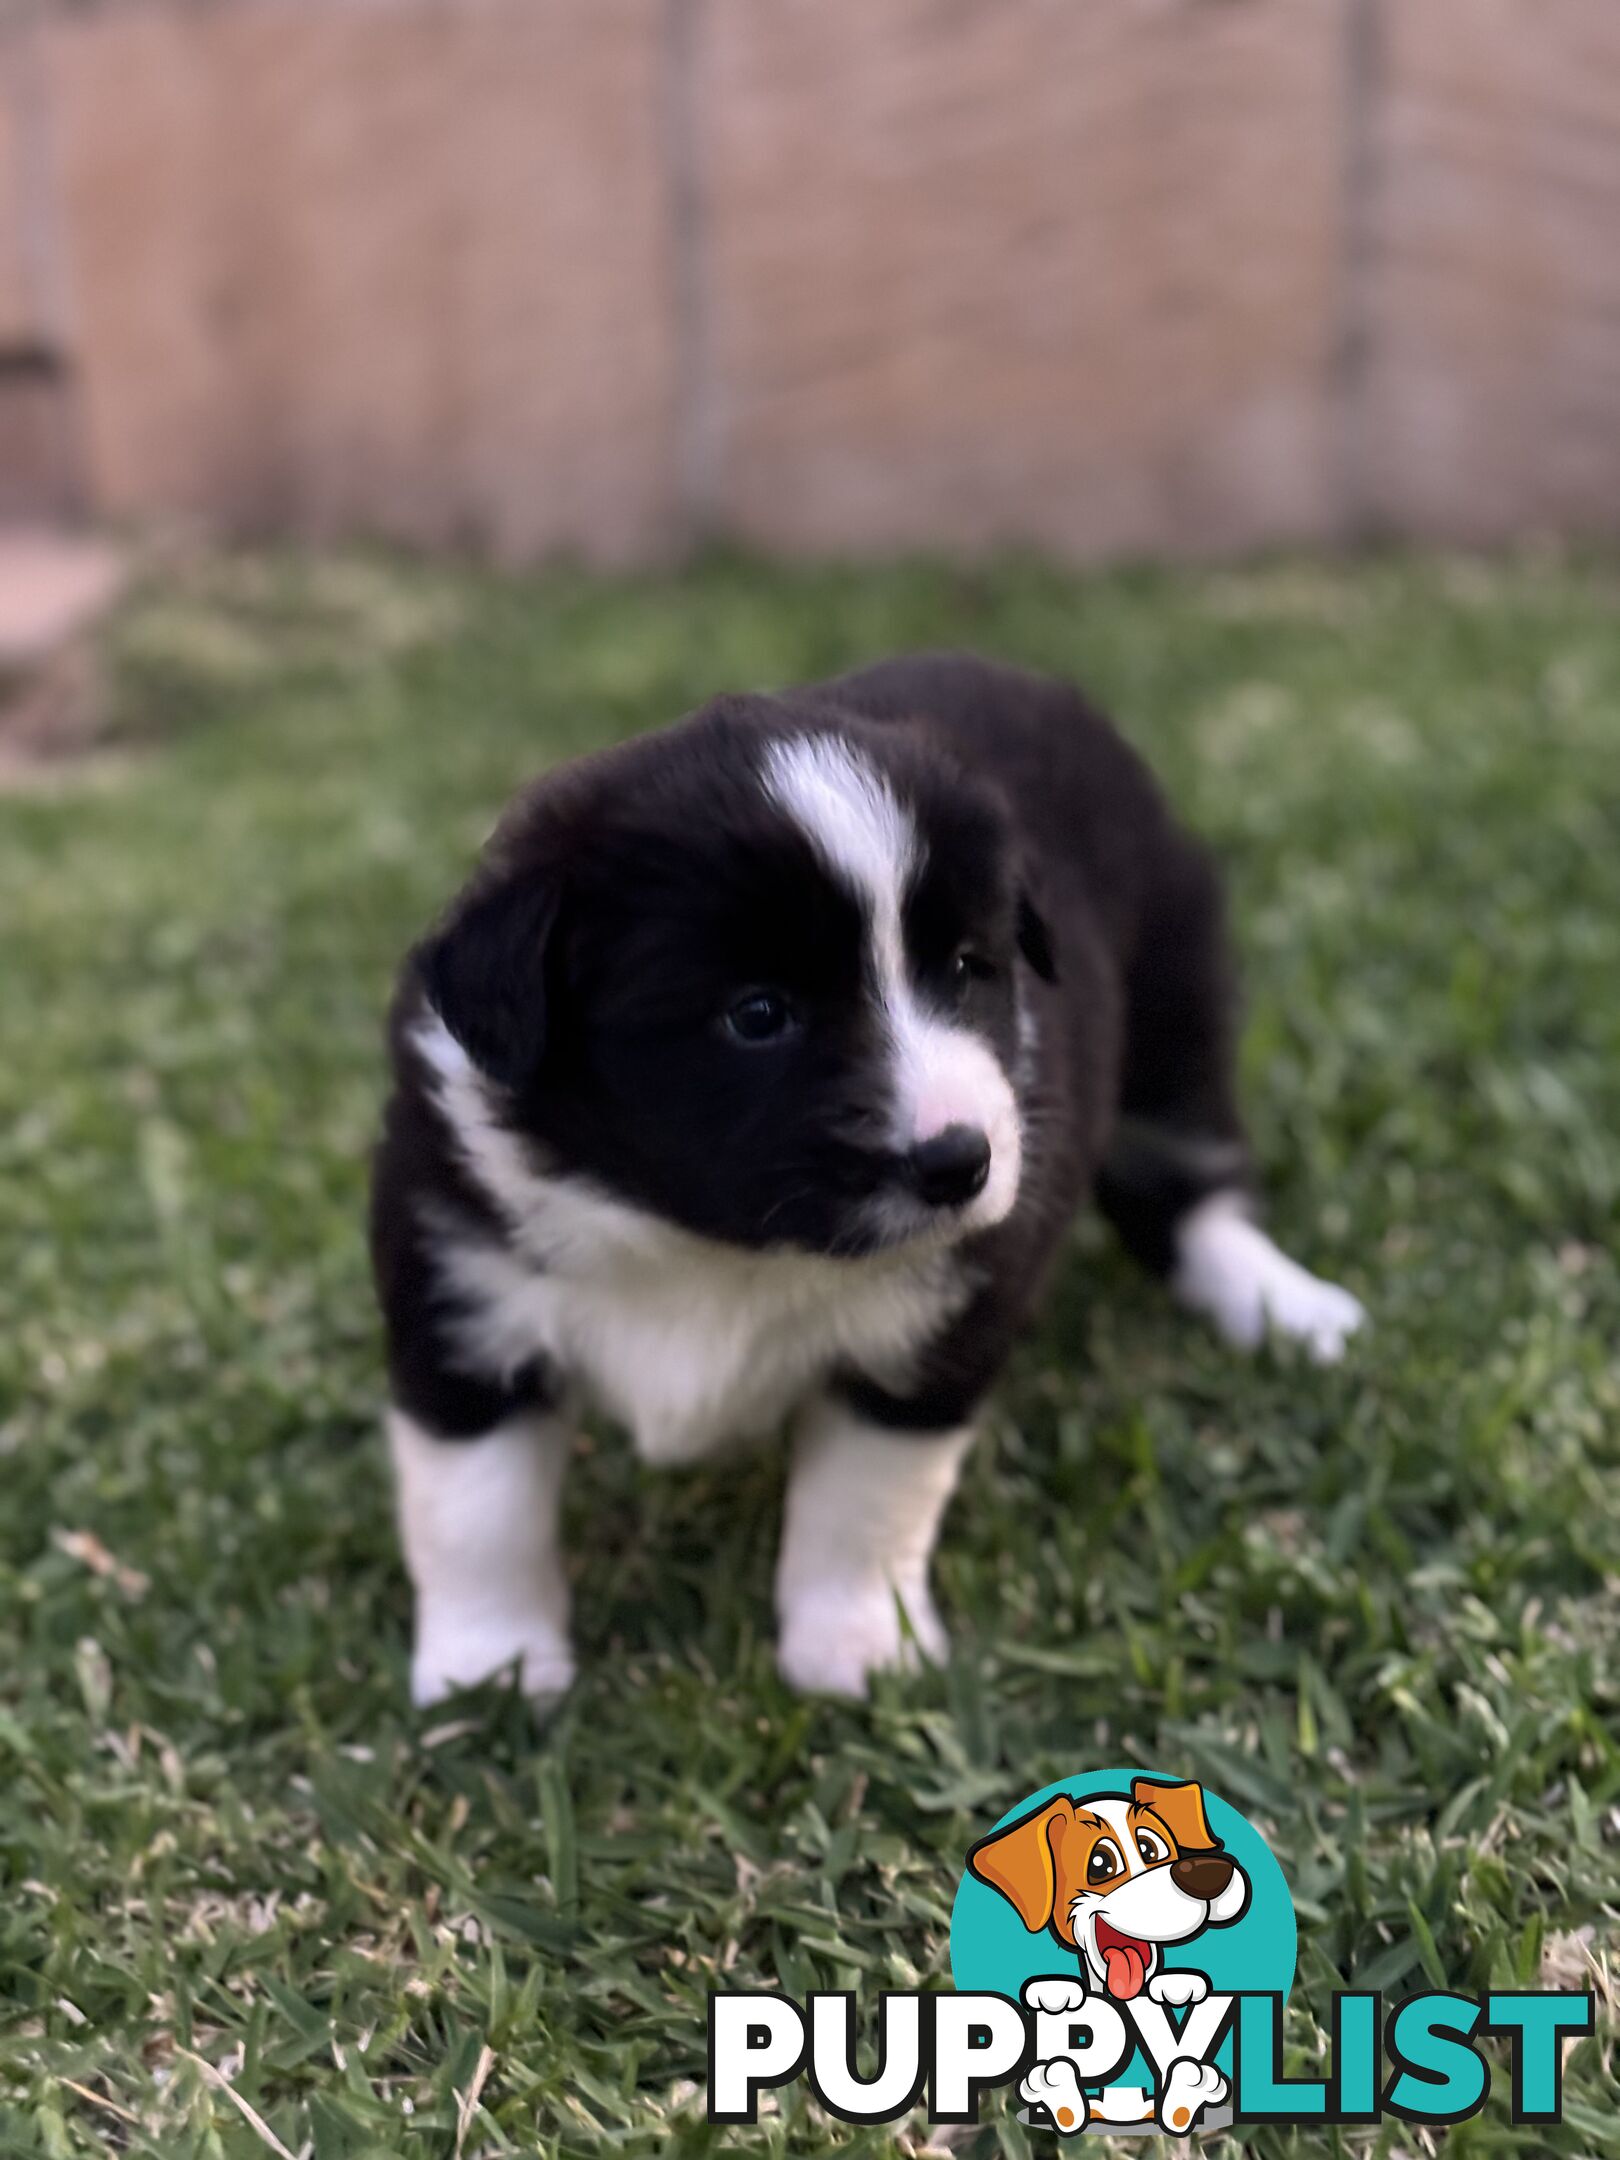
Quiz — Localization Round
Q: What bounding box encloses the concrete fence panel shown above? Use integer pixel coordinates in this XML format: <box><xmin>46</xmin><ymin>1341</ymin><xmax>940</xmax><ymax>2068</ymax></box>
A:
<box><xmin>43</xmin><ymin>0</ymin><xmax>679</xmax><ymax>559</ymax></box>
<box><xmin>700</xmin><ymin>0</ymin><xmax>1347</xmax><ymax>557</ymax></box>
<box><xmin>0</xmin><ymin>0</ymin><xmax>1616</xmax><ymax>559</ymax></box>
<box><xmin>1372</xmin><ymin>0</ymin><xmax>1620</xmax><ymax>542</ymax></box>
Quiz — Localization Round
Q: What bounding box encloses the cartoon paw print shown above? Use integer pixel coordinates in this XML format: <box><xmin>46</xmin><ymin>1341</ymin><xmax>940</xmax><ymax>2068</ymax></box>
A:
<box><xmin>1147</xmin><ymin>1969</ymin><xmax>1210</xmax><ymax>2008</ymax></box>
<box><xmin>1021</xmin><ymin>2058</ymin><xmax>1091</xmax><ymax>2136</ymax></box>
<box><xmin>1022</xmin><ymin>1975</ymin><xmax>1089</xmax><ymax>2015</ymax></box>
<box><xmin>1158</xmin><ymin>2057</ymin><xmax>1228</xmax><ymax>2135</ymax></box>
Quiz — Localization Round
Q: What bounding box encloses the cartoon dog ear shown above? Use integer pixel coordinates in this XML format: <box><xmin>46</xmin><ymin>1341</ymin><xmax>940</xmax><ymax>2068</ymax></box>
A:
<box><xmin>967</xmin><ymin>1797</ymin><xmax>1076</xmax><ymax>1932</ymax></box>
<box><xmin>418</xmin><ymin>872</ymin><xmax>561</xmax><ymax>1092</ymax></box>
<box><xmin>1016</xmin><ymin>886</ymin><xmax>1058</xmax><ymax>983</ymax></box>
<box><xmin>1131</xmin><ymin>1777</ymin><xmax>1220</xmax><ymax>1853</ymax></box>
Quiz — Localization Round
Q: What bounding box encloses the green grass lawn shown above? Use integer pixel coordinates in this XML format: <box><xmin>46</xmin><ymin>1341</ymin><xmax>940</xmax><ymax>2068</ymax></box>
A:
<box><xmin>2</xmin><ymin>549</ymin><xmax>1618</xmax><ymax>2157</ymax></box>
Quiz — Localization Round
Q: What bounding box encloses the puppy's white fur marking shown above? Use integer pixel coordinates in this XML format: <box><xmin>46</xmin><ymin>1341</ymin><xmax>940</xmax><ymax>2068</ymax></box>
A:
<box><xmin>390</xmin><ymin>1407</ymin><xmax>573</xmax><ymax>1706</ymax></box>
<box><xmin>764</xmin><ymin>734</ymin><xmax>1022</xmax><ymax>1229</ymax></box>
<box><xmin>1173</xmin><ymin>1191</ymin><xmax>1366</xmax><ymax>1364</ymax></box>
<box><xmin>761</xmin><ymin>732</ymin><xmax>918</xmax><ymax>924</ymax></box>
<box><xmin>414</xmin><ymin>1015</ymin><xmax>967</xmax><ymax>1464</ymax></box>
<box><xmin>775</xmin><ymin>1398</ymin><xmax>973</xmax><ymax>1697</ymax></box>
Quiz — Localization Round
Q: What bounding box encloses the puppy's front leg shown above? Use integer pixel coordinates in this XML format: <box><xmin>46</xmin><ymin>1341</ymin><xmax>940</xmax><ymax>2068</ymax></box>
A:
<box><xmin>776</xmin><ymin>1398</ymin><xmax>973</xmax><ymax>1699</ymax></box>
<box><xmin>389</xmin><ymin>1408</ymin><xmax>574</xmax><ymax>1708</ymax></box>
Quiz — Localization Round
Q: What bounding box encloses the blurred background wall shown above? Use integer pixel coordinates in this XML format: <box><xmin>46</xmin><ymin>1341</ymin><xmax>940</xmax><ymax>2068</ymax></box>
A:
<box><xmin>2</xmin><ymin>0</ymin><xmax>1618</xmax><ymax>565</ymax></box>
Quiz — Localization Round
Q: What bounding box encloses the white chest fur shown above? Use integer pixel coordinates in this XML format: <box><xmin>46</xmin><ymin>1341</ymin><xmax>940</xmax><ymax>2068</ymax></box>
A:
<box><xmin>414</xmin><ymin>1016</ymin><xmax>966</xmax><ymax>1461</ymax></box>
<box><xmin>438</xmin><ymin>1219</ymin><xmax>963</xmax><ymax>1463</ymax></box>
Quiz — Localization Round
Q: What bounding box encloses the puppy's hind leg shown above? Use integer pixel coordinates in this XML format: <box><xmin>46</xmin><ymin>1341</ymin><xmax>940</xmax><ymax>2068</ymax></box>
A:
<box><xmin>1096</xmin><ymin>831</ymin><xmax>1364</xmax><ymax>1364</ymax></box>
<box><xmin>1173</xmin><ymin>1192</ymin><xmax>1365</xmax><ymax>1363</ymax></box>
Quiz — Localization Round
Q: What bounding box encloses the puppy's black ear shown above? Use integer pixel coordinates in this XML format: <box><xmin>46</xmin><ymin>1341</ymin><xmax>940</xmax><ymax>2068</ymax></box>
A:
<box><xmin>1016</xmin><ymin>886</ymin><xmax>1058</xmax><ymax>983</ymax></box>
<box><xmin>418</xmin><ymin>874</ymin><xmax>560</xmax><ymax>1090</ymax></box>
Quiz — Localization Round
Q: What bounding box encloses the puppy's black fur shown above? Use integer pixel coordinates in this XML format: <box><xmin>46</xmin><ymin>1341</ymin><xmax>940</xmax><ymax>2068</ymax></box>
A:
<box><xmin>371</xmin><ymin>652</ymin><xmax>1250</xmax><ymax>1441</ymax></box>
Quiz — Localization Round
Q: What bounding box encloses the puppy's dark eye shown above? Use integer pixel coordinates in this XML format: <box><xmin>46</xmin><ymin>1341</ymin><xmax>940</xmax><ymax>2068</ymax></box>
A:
<box><xmin>950</xmin><ymin>949</ymin><xmax>994</xmax><ymax>997</ymax></box>
<box><xmin>1087</xmin><ymin>1841</ymin><xmax>1123</xmax><ymax>1885</ymax></box>
<box><xmin>1135</xmin><ymin>1829</ymin><xmax>1169</xmax><ymax>1866</ymax></box>
<box><xmin>723</xmin><ymin>990</ymin><xmax>795</xmax><ymax>1045</ymax></box>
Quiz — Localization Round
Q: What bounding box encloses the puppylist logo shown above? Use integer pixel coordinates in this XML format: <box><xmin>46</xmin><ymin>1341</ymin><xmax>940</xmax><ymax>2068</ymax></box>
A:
<box><xmin>708</xmin><ymin>1768</ymin><xmax>1594</xmax><ymax>2138</ymax></box>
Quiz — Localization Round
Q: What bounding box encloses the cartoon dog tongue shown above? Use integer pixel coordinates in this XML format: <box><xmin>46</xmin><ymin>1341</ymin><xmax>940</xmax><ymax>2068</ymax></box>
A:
<box><xmin>1099</xmin><ymin>1932</ymin><xmax>1149</xmax><ymax>1999</ymax></box>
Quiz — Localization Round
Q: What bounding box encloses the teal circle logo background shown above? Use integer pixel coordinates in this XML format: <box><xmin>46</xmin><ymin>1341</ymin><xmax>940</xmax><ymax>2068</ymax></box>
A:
<box><xmin>950</xmin><ymin>1769</ymin><xmax>1296</xmax><ymax>2086</ymax></box>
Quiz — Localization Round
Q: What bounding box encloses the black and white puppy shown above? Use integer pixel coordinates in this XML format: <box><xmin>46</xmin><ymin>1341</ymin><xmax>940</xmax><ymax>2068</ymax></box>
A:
<box><xmin>371</xmin><ymin>653</ymin><xmax>1364</xmax><ymax>1703</ymax></box>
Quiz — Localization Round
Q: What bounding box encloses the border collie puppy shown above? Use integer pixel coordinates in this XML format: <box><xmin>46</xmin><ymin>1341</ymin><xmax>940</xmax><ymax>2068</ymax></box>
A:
<box><xmin>371</xmin><ymin>654</ymin><xmax>1363</xmax><ymax>1703</ymax></box>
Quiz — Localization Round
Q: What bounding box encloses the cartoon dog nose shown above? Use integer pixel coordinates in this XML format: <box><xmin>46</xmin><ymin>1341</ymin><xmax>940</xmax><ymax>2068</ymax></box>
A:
<box><xmin>907</xmin><ymin>1125</ymin><xmax>991</xmax><ymax>1207</ymax></box>
<box><xmin>1171</xmin><ymin>1853</ymin><xmax>1235</xmax><ymax>1900</ymax></box>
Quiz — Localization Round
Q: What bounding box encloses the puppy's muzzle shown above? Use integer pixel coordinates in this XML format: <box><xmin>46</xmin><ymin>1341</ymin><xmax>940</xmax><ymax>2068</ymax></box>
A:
<box><xmin>906</xmin><ymin>1124</ymin><xmax>992</xmax><ymax>1208</ymax></box>
<box><xmin>1170</xmin><ymin>1853</ymin><xmax>1235</xmax><ymax>1900</ymax></box>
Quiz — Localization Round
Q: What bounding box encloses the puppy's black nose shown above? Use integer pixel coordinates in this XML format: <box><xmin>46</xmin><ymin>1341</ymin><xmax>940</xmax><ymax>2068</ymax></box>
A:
<box><xmin>907</xmin><ymin>1125</ymin><xmax>991</xmax><ymax>1208</ymax></box>
<box><xmin>1171</xmin><ymin>1853</ymin><xmax>1234</xmax><ymax>1901</ymax></box>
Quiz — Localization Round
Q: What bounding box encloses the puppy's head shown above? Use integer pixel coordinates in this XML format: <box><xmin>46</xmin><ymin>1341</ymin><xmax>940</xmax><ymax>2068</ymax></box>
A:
<box><xmin>967</xmin><ymin>1779</ymin><xmax>1250</xmax><ymax>2000</ymax></box>
<box><xmin>415</xmin><ymin>695</ymin><xmax>1055</xmax><ymax>1258</ymax></box>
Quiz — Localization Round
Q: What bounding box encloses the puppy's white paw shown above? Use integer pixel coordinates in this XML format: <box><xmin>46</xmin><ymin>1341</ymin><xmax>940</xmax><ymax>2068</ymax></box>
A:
<box><xmin>411</xmin><ymin>1609</ymin><xmax>575</xmax><ymax>1709</ymax></box>
<box><xmin>1020</xmin><ymin>2058</ymin><xmax>1091</xmax><ymax>2135</ymax></box>
<box><xmin>1158</xmin><ymin>2057</ymin><xmax>1227</xmax><ymax>2135</ymax></box>
<box><xmin>1147</xmin><ymin>1969</ymin><xmax>1209</xmax><ymax>2008</ymax></box>
<box><xmin>776</xmin><ymin>1579</ymin><xmax>947</xmax><ymax>1699</ymax></box>
<box><xmin>1175</xmin><ymin>1196</ymin><xmax>1366</xmax><ymax>1365</ymax></box>
<box><xmin>1255</xmin><ymin>1267</ymin><xmax>1365</xmax><ymax>1364</ymax></box>
<box><xmin>1023</xmin><ymin>1975</ymin><xmax>1090</xmax><ymax>2015</ymax></box>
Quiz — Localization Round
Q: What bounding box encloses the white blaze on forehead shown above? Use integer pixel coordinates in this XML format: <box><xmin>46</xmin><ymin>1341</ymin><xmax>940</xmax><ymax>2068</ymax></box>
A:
<box><xmin>763</xmin><ymin>733</ymin><xmax>1022</xmax><ymax>1227</ymax></box>
<box><xmin>762</xmin><ymin>733</ymin><xmax>918</xmax><ymax>948</ymax></box>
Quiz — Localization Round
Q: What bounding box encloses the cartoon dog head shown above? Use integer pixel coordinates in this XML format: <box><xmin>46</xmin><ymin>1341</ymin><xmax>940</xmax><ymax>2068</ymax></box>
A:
<box><xmin>967</xmin><ymin>1778</ymin><xmax>1250</xmax><ymax>2001</ymax></box>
